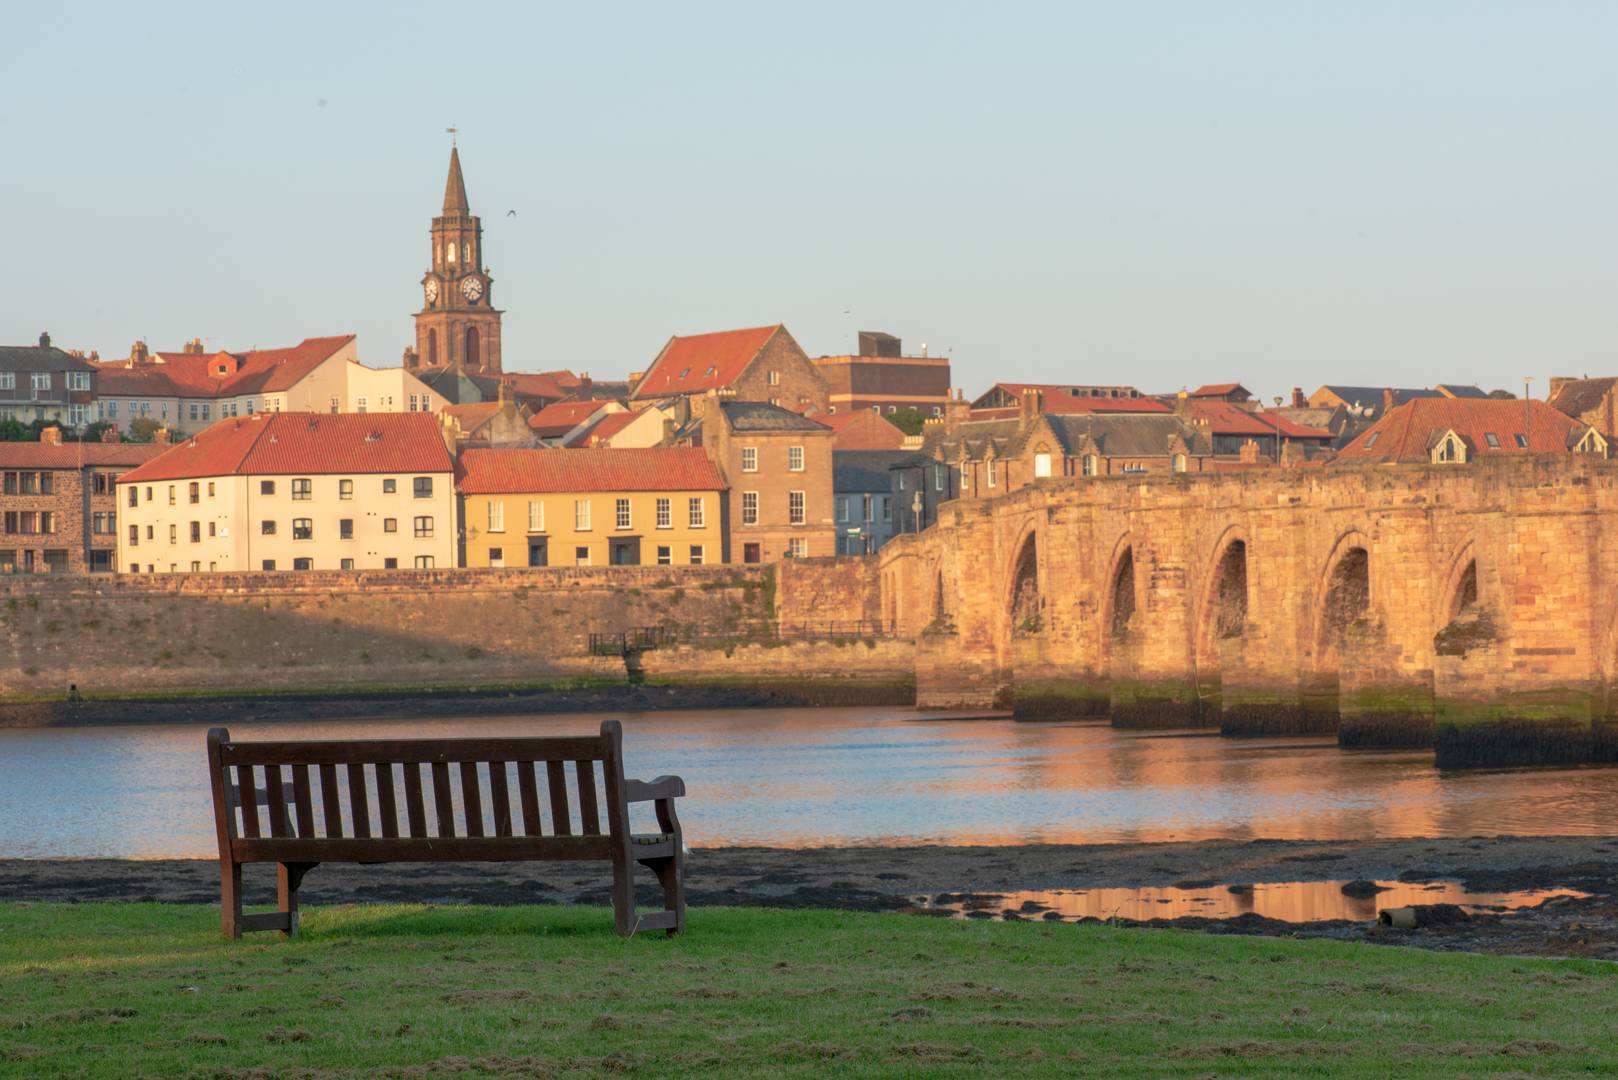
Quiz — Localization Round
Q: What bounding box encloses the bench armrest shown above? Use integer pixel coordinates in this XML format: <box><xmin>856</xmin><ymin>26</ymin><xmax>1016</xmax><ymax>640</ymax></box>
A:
<box><xmin>624</xmin><ymin>775</ymin><xmax>685</xmax><ymax>803</ymax></box>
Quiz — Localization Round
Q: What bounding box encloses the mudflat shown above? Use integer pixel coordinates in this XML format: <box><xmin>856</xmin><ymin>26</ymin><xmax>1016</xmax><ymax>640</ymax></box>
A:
<box><xmin>7</xmin><ymin>834</ymin><xmax>1618</xmax><ymax>958</ymax></box>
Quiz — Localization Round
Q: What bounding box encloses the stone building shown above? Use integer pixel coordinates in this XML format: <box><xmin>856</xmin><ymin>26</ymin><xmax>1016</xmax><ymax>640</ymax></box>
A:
<box><xmin>1334</xmin><ymin>397</ymin><xmax>1604</xmax><ymax>464</ymax></box>
<box><xmin>406</xmin><ymin>145</ymin><xmax>503</xmax><ymax>374</ymax></box>
<box><xmin>1548</xmin><ymin>377</ymin><xmax>1618</xmax><ymax>438</ymax></box>
<box><xmin>116</xmin><ymin>412</ymin><xmax>457</xmax><ymax>573</ymax></box>
<box><xmin>968</xmin><ymin>382</ymin><xmax>1167</xmax><ymax>418</ymax></box>
<box><xmin>630</xmin><ymin>325</ymin><xmax>830</xmax><ymax>414</ymax></box>
<box><xmin>0</xmin><ymin>427</ymin><xmax>162</xmax><ymax>573</ymax></box>
<box><xmin>0</xmin><ymin>333</ymin><xmax>99</xmax><ymax>430</ymax></box>
<box><xmin>810</xmin><ymin>332</ymin><xmax>951</xmax><ymax>416</ymax></box>
<box><xmin>670</xmin><ymin>397</ymin><xmax>835</xmax><ymax>562</ymax></box>
<box><xmin>456</xmin><ymin>446</ymin><xmax>725</xmax><ymax>568</ymax></box>
<box><xmin>440</xmin><ymin>396</ymin><xmax>538</xmax><ymax>448</ymax></box>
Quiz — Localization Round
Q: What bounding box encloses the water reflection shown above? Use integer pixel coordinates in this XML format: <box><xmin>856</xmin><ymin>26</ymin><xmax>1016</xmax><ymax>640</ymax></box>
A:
<box><xmin>4</xmin><ymin>708</ymin><xmax>1618</xmax><ymax>857</ymax></box>
<box><xmin>911</xmin><ymin>881</ymin><xmax>1591</xmax><ymax>923</ymax></box>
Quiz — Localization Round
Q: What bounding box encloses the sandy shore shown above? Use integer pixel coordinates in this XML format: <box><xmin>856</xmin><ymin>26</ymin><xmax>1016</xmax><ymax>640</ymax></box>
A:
<box><xmin>7</xmin><ymin>835</ymin><xmax>1618</xmax><ymax>958</ymax></box>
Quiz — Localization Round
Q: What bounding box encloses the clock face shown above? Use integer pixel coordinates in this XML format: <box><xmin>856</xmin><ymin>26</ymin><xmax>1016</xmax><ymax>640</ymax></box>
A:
<box><xmin>423</xmin><ymin>279</ymin><xmax>439</xmax><ymax>304</ymax></box>
<box><xmin>460</xmin><ymin>276</ymin><xmax>484</xmax><ymax>302</ymax></box>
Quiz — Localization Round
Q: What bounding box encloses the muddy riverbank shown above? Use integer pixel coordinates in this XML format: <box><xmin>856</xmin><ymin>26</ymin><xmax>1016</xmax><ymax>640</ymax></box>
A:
<box><xmin>7</xmin><ymin>835</ymin><xmax>1617</xmax><ymax>959</ymax></box>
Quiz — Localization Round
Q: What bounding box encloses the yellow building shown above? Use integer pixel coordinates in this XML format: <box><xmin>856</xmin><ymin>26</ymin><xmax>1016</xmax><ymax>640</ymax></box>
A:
<box><xmin>457</xmin><ymin>447</ymin><xmax>726</xmax><ymax>567</ymax></box>
<box><xmin>116</xmin><ymin>412</ymin><xmax>458</xmax><ymax>573</ymax></box>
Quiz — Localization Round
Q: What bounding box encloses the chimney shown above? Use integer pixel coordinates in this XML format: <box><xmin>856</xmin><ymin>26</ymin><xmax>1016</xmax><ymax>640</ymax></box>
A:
<box><xmin>154</xmin><ymin>427</ymin><xmax>171</xmax><ymax>446</ymax></box>
<box><xmin>576</xmin><ymin>375</ymin><xmax>593</xmax><ymax>399</ymax></box>
<box><xmin>39</xmin><ymin>426</ymin><xmax>62</xmax><ymax>446</ymax></box>
<box><xmin>130</xmin><ymin>341</ymin><xmax>151</xmax><ymax>366</ymax></box>
<box><xmin>1291</xmin><ymin>387</ymin><xmax>1306</xmax><ymax>408</ymax></box>
<box><xmin>1238</xmin><ymin>439</ymin><xmax>1260</xmax><ymax>464</ymax></box>
<box><xmin>1381</xmin><ymin>388</ymin><xmax>1396</xmax><ymax>412</ymax></box>
<box><xmin>1174</xmin><ymin>389</ymin><xmax>1191</xmax><ymax>418</ymax></box>
<box><xmin>1547</xmin><ymin>377</ymin><xmax>1576</xmax><ymax>406</ymax></box>
<box><xmin>100</xmin><ymin>426</ymin><xmax>121</xmax><ymax>443</ymax></box>
<box><xmin>1019</xmin><ymin>387</ymin><xmax>1043</xmax><ymax>422</ymax></box>
<box><xmin>184</xmin><ymin>338</ymin><xmax>205</xmax><ymax>355</ymax></box>
<box><xmin>38</xmin><ymin>331</ymin><xmax>51</xmax><ymax>348</ymax></box>
<box><xmin>945</xmin><ymin>387</ymin><xmax>970</xmax><ymax>428</ymax></box>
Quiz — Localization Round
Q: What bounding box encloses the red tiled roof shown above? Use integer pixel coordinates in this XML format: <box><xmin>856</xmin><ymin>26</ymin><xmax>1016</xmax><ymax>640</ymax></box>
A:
<box><xmin>1335</xmin><ymin>398</ymin><xmax>1582</xmax><ymax>463</ymax></box>
<box><xmin>0</xmin><ymin>442</ymin><xmax>165</xmax><ymax>469</ymax></box>
<box><xmin>443</xmin><ymin>402</ymin><xmax>504</xmax><ymax>430</ymax></box>
<box><xmin>570</xmin><ymin>410</ymin><xmax>641</xmax><ymax>447</ymax></box>
<box><xmin>528</xmin><ymin>399</ymin><xmax>615</xmax><ymax>436</ymax></box>
<box><xmin>502</xmin><ymin>372</ymin><xmax>569</xmax><ymax>401</ymax></box>
<box><xmin>118</xmin><ymin>412</ymin><xmax>453</xmax><ymax>483</ymax></box>
<box><xmin>819</xmin><ymin>410</ymin><xmax>906</xmax><ymax>450</ymax></box>
<box><xmin>630</xmin><ymin>325</ymin><xmax>779</xmax><ymax>399</ymax></box>
<box><xmin>456</xmin><ymin>447</ymin><xmax>724</xmax><ymax>494</ymax></box>
<box><xmin>95</xmin><ymin>337</ymin><xmax>353</xmax><ymax>400</ymax></box>
<box><xmin>1190</xmin><ymin>401</ymin><xmax>1333</xmax><ymax>440</ymax></box>
<box><xmin>1191</xmin><ymin>383</ymin><xmax>1249</xmax><ymax>397</ymax></box>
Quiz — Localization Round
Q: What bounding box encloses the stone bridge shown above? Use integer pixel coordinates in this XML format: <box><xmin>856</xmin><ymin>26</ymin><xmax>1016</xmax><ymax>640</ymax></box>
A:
<box><xmin>876</xmin><ymin>457</ymin><xmax>1618</xmax><ymax>768</ymax></box>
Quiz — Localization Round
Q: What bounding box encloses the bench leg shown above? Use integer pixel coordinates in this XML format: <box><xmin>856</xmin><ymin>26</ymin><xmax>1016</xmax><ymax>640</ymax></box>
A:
<box><xmin>277</xmin><ymin>862</ymin><xmax>315</xmax><ymax>939</ymax></box>
<box><xmin>649</xmin><ymin>853</ymin><xmax>684</xmax><ymax>937</ymax></box>
<box><xmin>611</xmin><ymin>856</ymin><xmax>636</xmax><ymax>938</ymax></box>
<box><xmin>220</xmin><ymin>861</ymin><xmax>243</xmax><ymax>940</ymax></box>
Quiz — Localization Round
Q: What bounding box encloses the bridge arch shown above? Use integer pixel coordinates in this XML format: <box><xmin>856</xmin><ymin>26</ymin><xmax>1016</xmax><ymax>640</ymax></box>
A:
<box><xmin>1316</xmin><ymin>529</ymin><xmax>1373</xmax><ymax>655</ymax></box>
<box><xmin>1440</xmin><ymin>540</ymin><xmax>1480</xmax><ymax>624</ymax></box>
<box><xmin>1007</xmin><ymin>525</ymin><xmax>1041</xmax><ymax>636</ymax></box>
<box><xmin>1194</xmin><ymin>525</ymin><xmax>1251</xmax><ymax>679</ymax></box>
<box><xmin>1104</xmin><ymin>533</ymin><xmax>1138</xmax><ymax>656</ymax></box>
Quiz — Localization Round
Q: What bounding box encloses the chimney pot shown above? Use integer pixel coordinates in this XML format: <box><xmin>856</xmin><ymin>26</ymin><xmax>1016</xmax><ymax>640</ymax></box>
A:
<box><xmin>1291</xmin><ymin>387</ymin><xmax>1306</xmax><ymax>408</ymax></box>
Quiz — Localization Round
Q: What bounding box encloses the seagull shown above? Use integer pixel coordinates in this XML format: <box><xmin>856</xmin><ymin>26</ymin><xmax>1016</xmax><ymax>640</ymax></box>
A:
<box><xmin>507</xmin><ymin>210</ymin><xmax>517</xmax><ymax>217</ymax></box>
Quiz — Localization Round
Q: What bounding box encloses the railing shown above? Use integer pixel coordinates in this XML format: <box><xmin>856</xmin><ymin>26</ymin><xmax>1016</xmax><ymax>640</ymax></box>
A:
<box><xmin>588</xmin><ymin>620</ymin><xmax>898</xmax><ymax>655</ymax></box>
<box><xmin>775</xmin><ymin>619</ymin><xmax>898</xmax><ymax>641</ymax></box>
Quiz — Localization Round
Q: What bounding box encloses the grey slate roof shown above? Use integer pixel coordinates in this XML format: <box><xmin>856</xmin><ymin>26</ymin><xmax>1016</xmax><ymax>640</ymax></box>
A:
<box><xmin>1435</xmin><ymin>384</ymin><xmax>1489</xmax><ymax>399</ymax></box>
<box><xmin>0</xmin><ymin>346</ymin><xmax>97</xmax><ymax>373</ymax></box>
<box><xmin>415</xmin><ymin>367</ymin><xmax>503</xmax><ymax>405</ymax></box>
<box><xmin>917</xmin><ymin>418</ymin><xmax>1021</xmax><ymax>461</ymax></box>
<box><xmin>1041</xmin><ymin>414</ymin><xmax>1203</xmax><ymax>457</ymax></box>
<box><xmin>719</xmin><ymin>401</ymin><xmax>831</xmax><ymax>433</ymax></box>
<box><xmin>834</xmin><ymin>450</ymin><xmax>914</xmax><ymax>493</ymax></box>
<box><xmin>1549</xmin><ymin>378</ymin><xmax>1618</xmax><ymax>419</ymax></box>
<box><xmin>1320</xmin><ymin>386</ymin><xmax>1441</xmax><ymax>418</ymax></box>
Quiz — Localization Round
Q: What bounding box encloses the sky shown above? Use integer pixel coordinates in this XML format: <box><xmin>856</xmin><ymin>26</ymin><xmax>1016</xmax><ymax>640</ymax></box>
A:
<box><xmin>3</xmin><ymin>2</ymin><xmax>1615</xmax><ymax>402</ymax></box>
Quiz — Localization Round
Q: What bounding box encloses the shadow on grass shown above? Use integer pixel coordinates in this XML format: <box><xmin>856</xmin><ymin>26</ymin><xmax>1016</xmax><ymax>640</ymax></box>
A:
<box><xmin>298</xmin><ymin>902</ymin><xmax>631</xmax><ymax>941</ymax></box>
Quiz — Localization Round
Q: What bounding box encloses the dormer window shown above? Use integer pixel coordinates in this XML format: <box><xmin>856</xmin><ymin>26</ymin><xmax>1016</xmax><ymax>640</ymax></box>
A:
<box><xmin>1172</xmin><ymin>453</ymin><xmax>1187</xmax><ymax>473</ymax></box>
<box><xmin>1082</xmin><ymin>454</ymin><xmax>1098</xmax><ymax>477</ymax></box>
<box><xmin>1364</xmin><ymin>432</ymin><xmax>1380</xmax><ymax>448</ymax></box>
<box><xmin>1514</xmin><ymin>434</ymin><xmax>1528</xmax><ymax>449</ymax></box>
<box><xmin>1484</xmin><ymin>432</ymin><xmax>1500</xmax><ymax>449</ymax></box>
<box><xmin>1033</xmin><ymin>449</ymin><xmax>1052</xmax><ymax>478</ymax></box>
<box><xmin>679</xmin><ymin>368</ymin><xmax>690</xmax><ymax>380</ymax></box>
<box><xmin>1577</xmin><ymin>429</ymin><xmax>1607</xmax><ymax>457</ymax></box>
<box><xmin>1433</xmin><ymin>433</ymin><xmax>1466</xmax><ymax>464</ymax></box>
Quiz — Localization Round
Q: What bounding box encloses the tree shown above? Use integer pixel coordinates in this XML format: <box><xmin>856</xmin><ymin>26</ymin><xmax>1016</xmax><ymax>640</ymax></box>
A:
<box><xmin>0</xmin><ymin>418</ymin><xmax>30</xmax><ymax>442</ymax></box>
<box><xmin>77</xmin><ymin>421</ymin><xmax>116</xmax><ymax>443</ymax></box>
<box><xmin>127</xmin><ymin>417</ymin><xmax>168</xmax><ymax>443</ymax></box>
<box><xmin>885</xmin><ymin>409</ymin><xmax>930</xmax><ymax>437</ymax></box>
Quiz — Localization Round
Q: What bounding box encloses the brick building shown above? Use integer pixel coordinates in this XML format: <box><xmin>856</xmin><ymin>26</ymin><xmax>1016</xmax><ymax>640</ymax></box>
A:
<box><xmin>1548</xmin><ymin>377</ymin><xmax>1618</xmax><ymax>438</ymax></box>
<box><xmin>811</xmin><ymin>331</ymin><xmax>951</xmax><ymax>416</ymax></box>
<box><xmin>406</xmin><ymin>145</ymin><xmax>504</xmax><ymax>375</ymax></box>
<box><xmin>671</xmin><ymin>397</ymin><xmax>834</xmax><ymax>562</ymax></box>
<box><xmin>1334</xmin><ymin>397</ymin><xmax>1603</xmax><ymax>464</ymax></box>
<box><xmin>630</xmin><ymin>325</ymin><xmax>829</xmax><ymax>415</ymax></box>
<box><xmin>0</xmin><ymin>428</ymin><xmax>163</xmax><ymax>573</ymax></box>
<box><xmin>969</xmin><ymin>382</ymin><xmax>1166</xmax><ymax>419</ymax></box>
<box><xmin>0</xmin><ymin>333</ymin><xmax>100</xmax><ymax>430</ymax></box>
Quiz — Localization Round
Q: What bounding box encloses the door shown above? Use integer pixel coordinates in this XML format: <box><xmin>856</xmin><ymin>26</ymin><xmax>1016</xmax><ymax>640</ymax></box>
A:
<box><xmin>610</xmin><ymin>538</ymin><xmax>641</xmax><ymax>566</ymax></box>
<box><xmin>743</xmin><ymin>542</ymin><xmax>761</xmax><ymax>564</ymax></box>
<box><xmin>528</xmin><ymin>539</ymin><xmax>548</xmax><ymax>567</ymax></box>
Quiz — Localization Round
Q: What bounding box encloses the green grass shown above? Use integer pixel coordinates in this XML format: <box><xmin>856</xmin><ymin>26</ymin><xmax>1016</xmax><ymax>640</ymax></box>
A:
<box><xmin>2</xmin><ymin>903</ymin><xmax>1616</xmax><ymax>1077</ymax></box>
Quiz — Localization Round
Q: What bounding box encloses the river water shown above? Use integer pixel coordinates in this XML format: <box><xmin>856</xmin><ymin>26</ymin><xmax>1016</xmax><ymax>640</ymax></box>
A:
<box><xmin>3</xmin><ymin>706</ymin><xmax>1616</xmax><ymax>858</ymax></box>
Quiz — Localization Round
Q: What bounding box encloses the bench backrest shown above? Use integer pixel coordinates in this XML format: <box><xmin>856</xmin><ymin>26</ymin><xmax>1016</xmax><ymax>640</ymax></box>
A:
<box><xmin>206</xmin><ymin>721</ymin><xmax>630</xmax><ymax>860</ymax></box>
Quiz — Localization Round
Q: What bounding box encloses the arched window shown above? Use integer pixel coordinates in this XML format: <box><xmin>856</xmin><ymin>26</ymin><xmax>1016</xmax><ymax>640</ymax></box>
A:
<box><xmin>466</xmin><ymin>327</ymin><xmax>481</xmax><ymax>369</ymax></box>
<box><xmin>447</xmin><ymin>241</ymin><xmax>458</xmax><ymax>263</ymax></box>
<box><xmin>426</xmin><ymin>329</ymin><xmax>438</xmax><ymax>367</ymax></box>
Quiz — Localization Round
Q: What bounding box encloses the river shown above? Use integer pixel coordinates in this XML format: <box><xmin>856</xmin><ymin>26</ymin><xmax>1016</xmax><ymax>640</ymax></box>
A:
<box><xmin>3</xmin><ymin>706</ymin><xmax>1616</xmax><ymax>858</ymax></box>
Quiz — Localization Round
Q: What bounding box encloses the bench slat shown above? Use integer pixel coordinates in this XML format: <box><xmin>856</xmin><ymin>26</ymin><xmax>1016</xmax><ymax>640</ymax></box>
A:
<box><xmin>231</xmin><ymin>835</ymin><xmax>615</xmax><ymax>864</ymax></box>
<box><xmin>431</xmin><ymin>762</ymin><xmax>455</xmax><ymax>838</ymax></box>
<box><xmin>220</xmin><ymin>737</ymin><xmax>607</xmax><ymax>768</ymax></box>
<box><xmin>292</xmin><ymin>765</ymin><xmax>316</xmax><ymax>838</ymax></box>
<box><xmin>546</xmin><ymin>760</ymin><xmax>571</xmax><ymax>836</ymax></box>
<box><xmin>634</xmin><ymin>910</ymin><xmax>679</xmax><ymax>932</ymax></box>
<box><xmin>319</xmin><ymin>764</ymin><xmax>343</xmax><ymax>838</ymax></box>
<box><xmin>488</xmin><ymin>761</ymin><xmax>513</xmax><ymax>838</ymax></box>
<box><xmin>576</xmin><ymin>760</ymin><xmax>600</xmax><ymax>836</ymax></box>
<box><xmin>518</xmin><ymin>761</ymin><xmax>541</xmax><ymax>837</ymax></box>
<box><xmin>237</xmin><ymin>764</ymin><xmax>261</xmax><ymax>839</ymax></box>
<box><xmin>376</xmin><ymin>763</ymin><xmax>399</xmax><ymax>839</ymax></box>
<box><xmin>403</xmin><ymin>763</ymin><xmax>427</xmax><ymax>838</ymax></box>
<box><xmin>460</xmin><ymin>762</ymin><xmax>484</xmax><ymax>838</ymax></box>
<box><xmin>239</xmin><ymin>911</ymin><xmax>294</xmax><ymax>933</ymax></box>
<box><xmin>347</xmin><ymin>763</ymin><xmax>371</xmax><ymax>839</ymax></box>
<box><xmin>266</xmin><ymin>766</ymin><xmax>290</xmax><ymax>838</ymax></box>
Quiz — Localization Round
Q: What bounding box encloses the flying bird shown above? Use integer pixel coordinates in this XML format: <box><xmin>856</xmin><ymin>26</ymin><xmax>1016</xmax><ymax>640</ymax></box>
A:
<box><xmin>507</xmin><ymin>210</ymin><xmax>517</xmax><ymax>217</ymax></box>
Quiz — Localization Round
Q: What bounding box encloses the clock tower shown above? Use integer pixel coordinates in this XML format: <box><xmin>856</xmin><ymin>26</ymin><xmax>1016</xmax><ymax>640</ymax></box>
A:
<box><xmin>411</xmin><ymin>144</ymin><xmax>502</xmax><ymax>374</ymax></box>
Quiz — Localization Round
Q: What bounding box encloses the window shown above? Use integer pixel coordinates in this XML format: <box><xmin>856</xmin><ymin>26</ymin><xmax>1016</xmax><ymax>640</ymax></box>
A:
<box><xmin>688</xmin><ymin>497</ymin><xmax>704</xmax><ymax>528</ymax></box>
<box><xmin>0</xmin><ymin>373</ymin><xmax>12</xmax><ymax>389</ymax></box>
<box><xmin>689</xmin><ymin>545</ymin><xmax>704</xmax><ymax>565</ymax></box>
<box><xmin>128</xmin><ymin>524</ymin><xmax>138</xmax><ymax>546</ymax></box>
<box><xmin>294</xmin><ymin>558</ymin><xmax>313</xmax><ymax>571</ymax></box>
<box><xmin>655</xmin><ymin>498</ymin><xmax>671</xmax><ymax>529</ymax></box>
<box><xmin>1514</xmin><ymin>433</ymin><xmax>1528</xmax><ymax>449</ymax></box>
<box><xmin>987</xmin><ymin>459</ymin><xmax>997</xmax><ymax>487</ymax></box>
<box><xmin>935</xmin><ymin>464</ymin><xmax>945</xmax><ymax>491</ymax></box>
<box><xmin>32</xmin><ymin>372</ymin><xmax>51</xmax><ymax>392</ymax></box>
<box><xmin>127</xmin><ymin>487</ymin><xmax>137</xmax><ymax>507</ymax></box>
<box><xmin>293</xmin><ymin>519</ymin><xmax>313</xmax><ymax>540</ymax></box>
<box><xmin>383</xmin><ymin>517</ymin><xmax>397</xmax><ymax>533</ymax></box>
<box><xmin>767</xmin><ymin>369</ymin><xmax>781</xmax><ymax>386</ymax></box>
<box><xmin>837</xmin><ymin>497</ymin><xmax>850</xmax><ymax>524</ymax></box>
<box><xmin>105</xmin><ymin>400</ymin><xmax>118</xmax><ymax>418</ymax></box>
<box><xmin>383</xmin><ymin>478</ymin><xmax>397</xmax><ymax>494</ymax></box>
<box><xmin>789</xmin><ymin>537</ymin><xmax>808</xmax><ymax>558</ymax></box>
<box><xmin>261</xmin><ymin>480</ymin><xmax>276</xmax><ymax>495</ymax></box>
<box><xmin>190</xmin><ymin>561</ymin><xmax>201</xmax><ymax>573</ymax></box>
<box><xmin>262</xmin><ymin>560</ymin><xmax>276</xmax><ymax>571</ymax></box>
<box><xmin>1364</xmin><ymin>432</ymin><xmax>1380</xmax><ymax>448</ymax></box>
<box><xmin>575</xmin><ymin>545</ymin><xmax>591</xmax><ymax>566</ymax></box>
<box><xmin>615</xmin><ymin>498</ymin><xmax>631</xmax><ymax>530</ymax></box>
<box><xmin>789</xmin><ymin>446</ymin><xmax>804</xmax><ymax>472</ymax></box>
<box><xmin>356</xmin><ymin>397</ymin><xmax>367</xmax><ymax>414</ymax></box>
<box><xmin>413</xmin><ymin>516</ymin><xmax>433</xmax><ymax>538</ymax></box>
<box><xmin>339</xmin><ymin>479</ymin><xmax>353</xmax><ymax>500</ymax></box>
<box><xmin>1172</xmin><ymin>454</ymin><xmax>1187</xmax><ymax>474</ymax></box>
<box><xmin>329</xmin><ymin>396</ymin><xmax>340</xmax><ymax>414</ymax></box>
<box><xmin>741</xmin><ymin>491</ymin><xmax>758</xmax><ymax>525</ymax></box>
<box><xmin>189</xmin><ymin>482</ymin><xmax>199</xmax><ymax>503</ymax></box>
<box><xmin>415</xmin><ymin>555</ymin><xmax>435</xmax><ymax>569</ymax></box>
<box><xmin>208</xmin><ymin>522</ymin><xmax>215</xmax><ymax>537</ymax></box>
<box><xmin>1034</xmin><ymin>451</ymin><xmax>1052</xmax><ymax>478</ymax></box>
<box><xmin>789</xmin><ymin>490</ymin><xmax>805</xmax><ymax>525</ymax></box>
<box><xmin>488</xmin><ymin>547</ymin><xmax>504</xmax><ymax>567</ymax></box>
<box><xmin>657</xmin><ymin>545</ymin><xmax>672</xmax><ymax>565</ymax></box>
<box><xmin>528</xmin><ymin>500</ymin><xmax>545</xmax><ymax>532</ymax></box>
<box><xmin>169</xmin><ymin>523</ymin><xmax>177</xmax><ymax>543</ymax></box>
<box><xmin>340</xmin><ymin>558</ymin><xmax>355</xmax><ymax>571</ymax></box>
<box><xmin>413</xmin><ymin>477</ymin><xmax>433</xmax><ymax>499</ymax></box>
<box><xmin>384</xmin><ymin>558</ymin><xmax>398</xmax><ymax>569</ymax></box>
<box><xmin>189</xmin><ymin>522</ymin><xmax>201</xmax><ymax>543</ymax></box>
<box><xmin>863</xmin><ymin>494</ymin><xmax>874</xmax><ymax>522</ymax></box>
<box><xmin>339</xmin><ymin>519</ymin><xmax>354</xmax><ymax>540</ymax></box>
<box><xmin>1484</xmin><ymin>432</ymin><xmax>1500</xmax><ymax>449</ymax></box>
<box><xmin>575</xmin><ymin>500</ymin><xmax>591</xmax><ymax>531</ymax></box>
<box><xmin>261</xmin><ymin>520</ymin><xmax>276</xmax><ymax>535</ymax></box>
<box><xmin>741</xmin><ymin>447</ymin><xmax>758</xmax><ymax>473</ymax></box>
<box><xmin>207</xmin><ymin>481</ymin><xmax>215</xmax><ymax>497</ymax></box>
<box><xmin>291</xmin><ymin>478</ymin><xmax>311</xmax><ymax>500</ymax></box>
<box><xmin>146</xmin><ymin>525</ymin><xmax>153</xmax><ymax>540</ymax></box>
<box><xmin>1083</xmin><ymin>455</ymin><xmax>1098</xmax><ymax>477</ymax></box>
<box><xmin>168</xmin><ymin>485</ymin><xmax>176</xmax><ymax>505</ymax></box>
<box><xmin>487</xmin><ymin>501</ymin><xmax>505</xmax><ymax>532</ymax></box>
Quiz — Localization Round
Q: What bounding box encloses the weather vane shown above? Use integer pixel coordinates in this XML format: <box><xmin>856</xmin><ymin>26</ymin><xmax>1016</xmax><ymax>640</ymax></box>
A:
<box><xmin>446</xmin><ymin>125</ymin><xmax>458</xmax><ymax>147</ymax></box>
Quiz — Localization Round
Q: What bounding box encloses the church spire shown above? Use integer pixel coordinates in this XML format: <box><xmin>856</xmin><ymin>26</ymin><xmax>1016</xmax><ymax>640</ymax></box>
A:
<box><xmin>442</xmin><ymin>146</ymin><xmax>470</xmax><ymax>214</ymax></box>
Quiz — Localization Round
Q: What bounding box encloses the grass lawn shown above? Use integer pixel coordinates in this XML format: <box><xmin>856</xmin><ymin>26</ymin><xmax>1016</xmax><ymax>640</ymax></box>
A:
<box><xmin>2</xmin><ymin>903</ymin><xmax>1615</xmax><ymax>1078</ymax></box>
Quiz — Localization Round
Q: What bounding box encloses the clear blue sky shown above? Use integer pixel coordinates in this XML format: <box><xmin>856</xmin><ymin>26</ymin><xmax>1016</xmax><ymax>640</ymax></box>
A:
<box><xmin>4</xmin><ymin>2</ymin><xmax>1614</xmax><ymax>400</ymax></box>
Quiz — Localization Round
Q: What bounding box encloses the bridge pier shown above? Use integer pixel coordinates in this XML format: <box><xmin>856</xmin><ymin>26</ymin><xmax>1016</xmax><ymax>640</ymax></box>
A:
<box><xmin>914</xmin><ymin>630</ymin><xmax>1006</xmax><ymax>710</ymax></box>
<box><xmin>1108</xmin><ymin>633</ymin><xmax>1203</xmax><ymax>728</ymax></box>
<box><xmin>1217</xmin><ymin>627</ymin><xmax>1337</xmax><ymax>735</ymax></box>
<box><xmin>1008</xmin><ymin>632</ymin><xmax>1108</xmax><ymax>718</ymax></box>
<box><xmin>1336</xmin><ymin>620</ymin><xmax>1435</xmax><ymax>748</ymax></box>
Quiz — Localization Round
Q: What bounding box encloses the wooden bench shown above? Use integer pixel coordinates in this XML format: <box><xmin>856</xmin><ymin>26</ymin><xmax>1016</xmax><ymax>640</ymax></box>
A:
<box><xmin>205</xmin><ymin>720</ymin><xmax>685</xmax><ymax>939</ymax></box>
